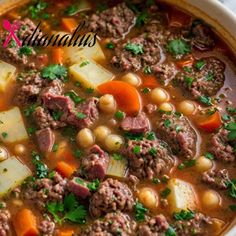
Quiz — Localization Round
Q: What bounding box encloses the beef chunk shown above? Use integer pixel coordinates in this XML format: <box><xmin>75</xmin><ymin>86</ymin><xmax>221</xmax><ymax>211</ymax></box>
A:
<box><xmin>0</xmin><ymin>209</ymin><xmax>10</xmax><ymax>236</ymax></box>
<box><xmin>88</xmin><ymin>3</ymin><xmax>135</xmax><ymax>40</ymax></box>
<box><xmin>38</xmin><ymin>220</ymin><xmax>55</xmax><ymax>236</ymax></box>
<box><xmin>0</xmin><ymin>18</ymin><xmax>38</xmax><ymax>67</ymax></box>
<box><xmin>173</xmin><ymin>213</ymin><xmax>213</xmax><ymax>236</ymax></box>
<box><xmin>24</xmin><ymin>172</ymin><xmax>67</xmax><ymax>209</ymax></box>
<box><xmin>156</xmin><ymin>113</ymin><xmax>197</xmax><ymax>159</ymax></box>
<box><xmin>15</xmin><ymin>71</ymin><xmax>46</xmax><ymax>105</ymax></box>
<box><xmin>121</xmin><ymin>113</ymin><xmax>150</xmax><ymax>134</ymax></box>
<box><xmin>144</xmin><ymin>104</ymin><xmax>157</xmax><ymax>114</ymax></box>
<box><xmin>208</xmin><ymin>128</ymin><xmax>235</xmax><ymax>162</ymax></box>
<box><xmin>137</xmin><ymin>215</ymin><xmax>169</xmax><ymax>236</ymax></box>
<box><xmin>36</xmin><ymin>128</ymin><xmax>55</xmax><ymax>153</ymax></box>
<box><xmin>174</xmin><ymin>57</ymin><xmax>225</xmax><ymax>99</ymax></box>
<box><xmin>202</xmin><ymin>169</ymin><xmax>230</xmax><ymax>190</ymax></box>
<box><xmin>111</xmin><ymin>33</ymin><xmax>163</xmax><ymax>71</ymax></box>
<box><xmin>191</xmin><ymin>21</ymin><xmax>215</xmax><ymax>51</ymax></box>
<box><xmin>123</xmin><ymin>139</ymin><xmax>175</xmax><ymax>179</ymax></box>
<box><xmin>67</xmin><ymin>177</ymin><xmax>91</xmax><ymax>199</ymax></box>
<box><xmin>81</xmin><ymin>145</ymin><xmax>109</xmax><ymax>181</ymax></box>
<box><xmin>33</xmin><ymin>106</ymin><xmax>66</xmax><ymax>129</ymax></box>
<box><xmin>83</xmin><ymin>211</ymin><xmax>137</xmax><ymax>236</ymax></box>
<box><xmin>89</xmin><ymin>178</ymin><xmax>134</xmax><ymax>217</ymax></box>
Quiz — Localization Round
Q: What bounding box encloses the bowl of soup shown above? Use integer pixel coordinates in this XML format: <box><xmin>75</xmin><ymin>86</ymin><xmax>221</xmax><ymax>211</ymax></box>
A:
<box><xmin>0</xmin><ymin>0</ymin><xmax>235</xmax><ymax>235</ymax></box>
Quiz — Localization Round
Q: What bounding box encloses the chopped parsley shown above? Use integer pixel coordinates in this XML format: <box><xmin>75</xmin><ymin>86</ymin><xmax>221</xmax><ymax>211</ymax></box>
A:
<box><xmin>166</xmin><ymin>39</ymin><xmax>191</xmax><ymax>56</ymax></box>
<box><xmin>28</xmin><ymin>127</ymin><xmax>36</xmax><ymax>135</ymax></box>
<box><xmin>1</xmin><ymin>132</ymin><xmax>7</xmax><ymax>139</ymax></box>
<box><xmin>225</xmin><ymin>122</ymin><xmax>236</xmax><ymax>140</ymax></box>
<box><xmin>125</xmin><ymin>43</ymin><xmax>144</xmax><ymax>55</ymax></box>
<box><xmin>205</xmin><ymin>72</ymin><xmax>214</xmax><ymax>81</ymax></box>
<box><xmin>205</xmin><ymin>152</ymin><xmax>215</xmax><ymax>160</ymax></box>
<box><xmin>178</xmin><ymin>159</ymin><xmax>196</xmax><ymax>170</ymax></box>
<box><xmin>18</xmin><ymin>46</ymin><xmax>32</xmax><ymax>57</ymax></box>
<box><xmin>46</xmin><ymin>193</ymin><xmax>87</xmax><ymax>224</ymax></box>
<box><xmin>149</xmin><ymin>147</ymin><xmax>157</xmax><ymax>156</ymax></box>
<box><xmin>79</xmin><ymin>60</ymin><xmax>90</xmax><ymax>68</ymax></box>
<box><xmin>165</xmin><ymin>226</ymin><xmax>177</xmax><ymax>236</ymax></box>
<box><xmin>133</xmin><ymin>145</ymin><xmax>141</xmax><ymax>154</ymax></box>
<box><xmin>74</xmin><ymin>149</ymin><xmax>83</xmax><ymax>158</ymax></box>
<box><xmin>124</xmin><ymin>132</ymin><xmax>144</xmax><ymax>141</ymax></box>
<box><xmin>41</xmin><ymin>64</ymin><xmax>67</xmax><ymax>81</ymax></box>
<box><xmin>65</xmin><ymin>91</ymin><xmax>84</xmax><ymax>104</ymax></box>
<box><xmin>143</xmin><ymin>66</ymin><xmax>152</xmax><ymax>74</ymax></box>
<box><xmin>86</xmin><ymin>88</ymin><xmax>94</xmax><ymax>94</ymax></box>
<box><xmin>32</xmin><ymin>151</ymin><xmax>48</xmax><ymax>178</ymax></box>
<box><xmin>227</xmin><ymin>106</ymin><xmax>236</xmax><ymax>114</ymax></box>
<box><xmin>194</xmin><ymin>60</ymin><xmax>206</xmax><ymax>70</ymax></box>
<box><xmin>76</xmin><ymin>112</ymin><xmax>87</xmax><ymax>119</ymax></box>
<box><xmin>87</xmin><ymin>179</ymin><xmax>100</xmax><ymax>191</ymax></box>
<box><xmin>222</xmin><ymin>114</ymin><xmax>231</xmax><ymax>121</ymax></box>
<box><xmin>136</xmin><ymin>11</ymin><xmax>148</xmax><ymax>27</ymax></box>
<box><xmin>164</xmin><ymin>119</ymin><xmax>171</xmax><ymax>128</ymax></box>
<box><xmin>184</xmin><ymin>76</ymin><xmax>194</xmax><ymax>87</ymax></box>
<box><xmin>112</xmin><ymin>153</ymin><xmax>123</xmax><ymax>161</ymax></box>
<box><xmin>173</xmin><ymin>209</ymin><xmax>195</xmax><ymax>221</ymax></box>
<box><xmin>227</xmin><ymin>179</ymin><xmax>236</xmax><ymax>199</ymax></box>
<box><xmin>52</xmin><ymin>144</ymin><xmax>58</xmax><ymax>152</ymax></box>
<box><xmin>160</xmin><ymin>187</ymin><xmax>171</xmax><ymax>198</ymax></box>
<box><xmin>229</xmin><ymin>205</ymin><xmax>236</xmax><ymax>211</ymax></box>
<box><xmin>198</xmin><ymin>95</ymin><xmax>212</xmax><ymax>106</ymax></box>
<box><xmin>183</xmin><ymin>66</ymin><xmax>192</xmax><ymax>73</ymax></box>
<box><xmin>114</xmin><ymin>110</ymin><xmax>125</xmax><ymax>120</ymax></box>
<box><xmin>65</xmin><ymin>5</ymin><xmax>79</xmax><ymax>16</ymax></box>
<box><xmin>146</xmin><ymin>131</ymin><xmax>156</xmax><ymax>140</ymax></box>
<box><xmin>152</xmin><ymin>178</ymin><xmax>161</xmax><ymax>184</ymax></box>
<box><xmin>106</xmin><ymin>42</ymin><xmax>115</xmax><ymax>49</ymax></box>
<box><xmin>24</xmin><ymin>104</ymin><xmax>37</xmax><ymax>117</ymax></box>
<box><xmin>134</xmin><ymin>201</ymin><xmax>148</xmax><ymax>222</ymax></box>
<box><xmin>52</xmin><ymin>110</ymin><xmax>63</xmax><ymax>121</ymax></box>
<box><xmin>28</xmin><ymin>1</ymin><xmax>48</xmax><ymax>19</ymax></box>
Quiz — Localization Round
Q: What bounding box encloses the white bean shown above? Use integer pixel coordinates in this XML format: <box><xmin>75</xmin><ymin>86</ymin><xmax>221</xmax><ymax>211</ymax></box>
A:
<box><xmin>94</xmin><ymin>126</ymin><xmax>111</xmax><ymax>142</ymax></box>
<box><xmin>202</xmin><ymin>190</ymin><xmax>221</xmax><ymax>210</ymax></box>
<box><xmin>121</xmin><ymin>73</ymin><xmax>140</xmax><ymax>87</ymax></box>
<box><xmin>150</xmin><ymin>88</ymin><xmax>169</xmax><ymax>104</ymax></box>
<box><xmin>0</xmin><ymin>147</ymin><xmax>8</xmax><ymax>162</ymax></box>
<box><xmin>195</xmin><ymin>156</ymin><xmax>213</xmax><ymax>172</ymax></box>
<box><xmin>104</xmin><ymin>134</ymin><xmax>124</xmax><ymax>152</ymax></box>
<box><xmin>138</xmin><ymin>187</ymin><xmax>158</xmax><ymax>209</ymax></box>
<box><xmin>159</xmin><ymin>102</ymin><xmax>175</xmax><ymax>112</ymax></box>
<box><xmin>76</xmin><ymin>128</ymin><xmax>95</xmax><ymax>148</ymax></box>
<box><xmin>178</xmin><ymin>100</ymin><xmax>196</xmax><ymax>115</ymax></box>
<box><xmin>99</xmin><ymin>94</ymin><xmax>117</xmax><ymax>114</ymax></box>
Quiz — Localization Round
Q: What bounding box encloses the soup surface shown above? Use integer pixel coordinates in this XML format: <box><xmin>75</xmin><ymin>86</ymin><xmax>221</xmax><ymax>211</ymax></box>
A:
<box><xmin>0</xmin><ymin>0</ymin><xmax>235</xmax><ymax>235</ymax></box>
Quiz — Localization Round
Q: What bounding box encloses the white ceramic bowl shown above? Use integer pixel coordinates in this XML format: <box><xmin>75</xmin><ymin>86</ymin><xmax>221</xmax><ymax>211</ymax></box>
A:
<box><xmin>0</xmin><ymin>0</ymin><xmax>235</xmax><ymax>235</ymax></box>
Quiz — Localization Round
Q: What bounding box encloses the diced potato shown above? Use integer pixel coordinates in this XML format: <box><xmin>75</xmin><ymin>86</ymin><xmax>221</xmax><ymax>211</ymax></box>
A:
<box><xmin>167</xmin><ymin>178</ymin><xmax>197</xmax><ymax>213</ymax></box>
<box><xmin>0</xmin><ymin>156</ymin><xmax>31</xmax><ymax>196</ymax></box>
<box><xmin>106</xmin><ymin>155</ymin><xmax>128</xmax><ymax>177</ymax></box>
<box><xmin>0</xmin><ymin>107</ymin><xmax>28</xmax><ymax>143</ymax></box>
<box><xmin>69</xmin><ymin>58</ymin><xmax>114</xmax><ymax>89</ymax></box>
<box><xmin>0</xmin><ymin>60</ymin><xmax>16</xmax><ymax>92</ymax></box>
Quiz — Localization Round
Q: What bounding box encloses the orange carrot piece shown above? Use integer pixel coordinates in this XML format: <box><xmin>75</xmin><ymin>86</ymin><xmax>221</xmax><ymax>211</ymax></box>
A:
<box><xmin>97</xmin><ymin>81</ymin><xmax>141</xmax><ymax>115</ymax></box>
<box><xmin>176</xmin><ymin>55</ymin><xmax>194</xmax><ymax>68</ymax></box>
<box><xmin>55</xmin><ymin>161</ymin><xmax>76</xmax><ymax>178</ymax></box>
<box><xmin>198</xmin><ymin>111</ymin><xmax>222</xmax><ymax>133</ymax></box>
<box><xmin>13</xmin><ymin>209</ymin><xmax>39</xmax><ymax>236</ymax></box>
<box><xmin>57</xmin><ymin>230</ymin><xmax>74</xmax><ymax>236</ymax></box>
<box><xmin>142</xmin><ymin>75</ymin><xmax>159</xmax><ymax>89</ymax></box>
<box><xmin>169</xmin><ymin>8</ymin><xmax>191</xmax><ymax>27</ymax></box>
<box><xmin>52</xmin><ymin>48</ymin><xmax>64</xmax><ymax>64</ymax></box>
<box><xmin>61</xmin><ymin>18</ymin><xmax>77</xmax><ymax>33</ymax></box>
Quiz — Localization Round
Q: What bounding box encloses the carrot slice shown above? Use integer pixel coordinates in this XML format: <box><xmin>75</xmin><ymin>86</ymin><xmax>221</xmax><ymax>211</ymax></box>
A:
<box><xmin>52</xmin><ymin>48</ymin><xmax>64</xmax><ymax>64</ymax></box>
<box><xmin>61</xmin><ymin>18</ymin><xmax>77</xmax><ymax>33</ymax></box>
<box><xmin>57</xmin><ymin>230</ymin><xmax>74</xmax><ymax>236</ymax></box>
<box><xmin>97</xmin><ymin>81</ymin><xmax>141</xmax><ymax>115</ymax></box>
<box><xmin>55</xmin><ymin>161</ymin><xmax>76</xmax><ymax>178</ymax></box>
<box><xmin>176</xmin><ymin>55</ymin><xmax>194</xmax><ymax>68</ymax></box>
<box><xmin>142</xmin><ymin>75</ymin><xmax>159</xmax><ymax>89</ymax></box>
<box><xmin>198</xmin><ymin>111</ymin><xmax>222</xmax><ymax>132</ymax></box>
<box><xmin>169</xmin><ymin>8</ymin><xmax>191</xmax><ymax>27</ymax></box>
<box><xmin>13</xmin><ymin>209</ymin><xmax>39</xmax><ymax>236</ymax></box>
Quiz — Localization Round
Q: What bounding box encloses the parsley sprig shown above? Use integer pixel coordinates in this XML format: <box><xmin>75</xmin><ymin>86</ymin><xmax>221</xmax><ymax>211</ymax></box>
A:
<box><xmin>41</xmin><ymin>64</ymin><xmax>67</xmax><ymax>81</ymax></box>
<box><xmin>173</xmin><ymin>209</ymin><xmax>195</xmax><ymax>221</ymax></box>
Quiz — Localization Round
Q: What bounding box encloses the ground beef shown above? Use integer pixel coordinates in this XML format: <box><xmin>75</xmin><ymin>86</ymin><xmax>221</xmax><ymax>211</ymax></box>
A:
<box><xmin>88</xmin><ymin>3</ymin><xmax>135</xmax><ymax>40</ymax></box>
<box><xmin>156</xmin><ymin>113</ymin><xmax>197</xmax><ymax>159</ymax></box>
<box><xmin>24</xmin><ymin>172</ymin><xmax>67</xmax><ymax>209</ymax></box>
<box><xmin>137</xmin><ymin>214</ymin><xmax>169</xmax><ymax>236</ymax></box>
<box><xmin>208</xmin><ymin>128</ymin><xmax>235</xmax><ymax>162</ymax></box>
<box><xmin>83</xmin><ymin>211</ymin><xmax>137</xmax><ymax>236</ymax></box>
<box><xmin>191</xmin><ymin>21</ymin><xmax>215</xmax><ymax>51</ymax></box>
<box><xmin>33</xmin><ymin>106</ymin><xmax>66</xmax><ymax>129</ymax></box>
<box><xmin>173</xmin><ymin>213</ymin><xmax>213</xmax><ymax>236</ymax></box>
<box><xmin>174</xmin><ymin>57</ymin><xmax>225</xmax><ymax>99</ymax></box>
<box><xmin>81</xmin><ymin>145</ymin><xmax>109</xmax><ymax>181</ymax></box>
<box><xmin>123</xmin><ymin>138</ymin><xmax>175</xmax><ymax>179</ymax></box>
<box><xmin>0</xmin><ymin>209</ymin><xmax>10</xmax><ymax>236</ymax></box>
<box><xmin>202</xmin><ymin>169</ymin><xmax>230</xmax><ymax>190</ymax></box>
<box><xmin>120</xmin><ymin>113</ymin><xmax>150</xmax><ymax>134</ymax></box>
<box><xmin>36</xmin><ymin>128</ymin><xmax>55</xmax><ymax>153</ymax></box>
<box><xmin>111</xmin><ymin>32</ymin><xmax>163</xmax><ymax>71</ymax></box>
<box><xmin>144</xmin><ymin>104</ymin><xmax>157</xmax><ymax>114</ymax></box>
<box><xmin>15</xmin><ymin>71</ymin><xmax>46</xmax><ymax>105</ymax></box>
<box><xmin>0</xmin><ymin>18</ymin><xmax>38</xmax><ymax>67</ymax></box>
<box><xmin>89</xmin><ymin>178</ymin><xmax>134</xmax><ymax>217</ymax></box>
<box><xmin>38</xmin><ymin>220</ymin><xmax>55</xmax><ymax>236</ymax></box>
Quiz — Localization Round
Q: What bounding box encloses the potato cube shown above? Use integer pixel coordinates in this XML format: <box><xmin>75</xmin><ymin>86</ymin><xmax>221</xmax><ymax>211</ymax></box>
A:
<box><xmin>0</xmin><ymin>60</ymin><xmax>16</xmax><ymax>92</ymax></box>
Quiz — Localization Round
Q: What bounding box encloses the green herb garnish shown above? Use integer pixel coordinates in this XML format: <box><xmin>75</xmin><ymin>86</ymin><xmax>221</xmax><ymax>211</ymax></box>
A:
<box><xmin>161</xmin><ymin>187</ymin><xmax>171</xmax><ymax>198</ymax></box>
<box><xmin>125</xmin><ymin>43</ymin><xmax>144</xmax><ymax>55</ymax></box>
<box><xmin>173</xmin><ymin>209</ymin><xmax>195</xmax><ymax>221</ymax></box>
<box><xmin>134</xmin><ymin>201</ymin><xmax>148</xmax><ymax>222</ymax></box>
<box><xmin>41</xmin><ymin>64</ymin><xmax>67</xmax><ymax>80</ymax></box>
<box><xmin>166</xmin><ymin>39</ymin><xmax>191</xmax><ymax>56</ymax></box>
